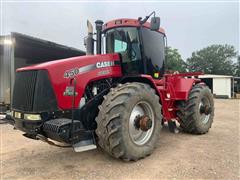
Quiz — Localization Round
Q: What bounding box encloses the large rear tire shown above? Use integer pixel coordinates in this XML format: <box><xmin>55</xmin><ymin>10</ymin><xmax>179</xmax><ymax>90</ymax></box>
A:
<box><xmin>95</xmin><ymin>82</ymin><xmax>162</xmax><ymax>161</ymax></box>
<box><xmin>177</xmin><ymin>83</ymin><xmax>214</xmax><ymax>134</ymax></box>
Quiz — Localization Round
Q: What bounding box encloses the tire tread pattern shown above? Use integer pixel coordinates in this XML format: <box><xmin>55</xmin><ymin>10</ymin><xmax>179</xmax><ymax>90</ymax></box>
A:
<box><xmin>176</xmin><ymin>83</ymin><xmax>214</xmax><ymax>134</ymax></box>
<box><xmin>96</xmin><ymin>82</ymin><xmax>162</xmax><ymax>161</ymax></box>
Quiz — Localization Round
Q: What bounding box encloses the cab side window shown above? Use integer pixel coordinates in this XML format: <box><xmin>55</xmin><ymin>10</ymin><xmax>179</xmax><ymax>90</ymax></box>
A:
<box><xmin>106</xmin><ymin>27</ymin><xmax>142</xmax><ymax>75</ymax></box>
<box><xmin>141</xmin><ymin>28</ymin><xmax>165</xmax><ymax>77</ymax></box>
<box><xmin>114</xmin><ymin>39</ymin><xmax>127</xmax><ymax>52</ymax></box>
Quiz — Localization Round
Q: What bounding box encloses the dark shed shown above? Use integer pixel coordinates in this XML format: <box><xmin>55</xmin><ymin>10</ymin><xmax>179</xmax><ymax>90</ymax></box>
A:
<box><xmin>0</xmin><ymin>32</ymin><xmax>85</xmax><ymax>112</ymax></box>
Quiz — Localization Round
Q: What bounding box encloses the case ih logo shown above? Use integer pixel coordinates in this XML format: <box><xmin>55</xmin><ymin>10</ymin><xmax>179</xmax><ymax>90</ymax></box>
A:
<box><xmin>64</xmin><ymin>61</ymin><xmax>117</xmax><ymax>78</ymax></box>
<box><xmin>96</xmin><ymin>61</ymin><xmax>115</xmax><ymax>68</ymax></box>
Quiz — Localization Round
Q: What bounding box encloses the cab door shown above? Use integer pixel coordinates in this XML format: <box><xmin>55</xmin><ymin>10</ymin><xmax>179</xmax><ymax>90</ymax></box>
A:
<box><xmin>140</xmin><ymin>27</ymin><xmax>165</xmax><ymax>78</ymax></box>
<box><xmin>105</xmin><ymin>27</ymin><xmax>143</xmax><ymax>75</ymax></box>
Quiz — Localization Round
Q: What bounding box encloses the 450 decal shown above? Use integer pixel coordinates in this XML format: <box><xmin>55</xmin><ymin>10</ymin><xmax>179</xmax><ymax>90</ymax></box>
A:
<box><xmin>64</xmin><ymin>68</ymin><xmax>80</xmax><ymax>78</ymax></box>
<box><xmin>64</xmin><ymin>61</ymin><xmax>119</xmax><ymax>78</ymax></box>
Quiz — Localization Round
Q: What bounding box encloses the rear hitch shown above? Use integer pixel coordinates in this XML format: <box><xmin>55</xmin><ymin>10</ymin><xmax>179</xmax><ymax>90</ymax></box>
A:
<box><xmin>168</xmin><ymin>120</ymin><xmax>179</xmax><ymax>134</ymax></box>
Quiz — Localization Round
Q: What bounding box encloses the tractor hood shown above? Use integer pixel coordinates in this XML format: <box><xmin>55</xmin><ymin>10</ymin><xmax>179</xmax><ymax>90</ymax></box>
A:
<box><xmin>17</xmin><ymin>54</ymin><xmax>120</xmax><ymax>73</ymax></box>
<box><xmin>15</xmin><ymin>53</ymin><xmax>122</xmax><ymax>110</ymax></box>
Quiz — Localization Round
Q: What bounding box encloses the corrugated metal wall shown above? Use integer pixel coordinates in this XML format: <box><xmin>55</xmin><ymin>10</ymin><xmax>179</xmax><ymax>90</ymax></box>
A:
<box><xmin>0</xmin><ymin>33</ymin><xmax>85</xmax><ymax>108</ymax></box>
<box><xmin>0</xmin><ymin>43</ymin><xmax>13</xmax><ymax>104</ymax></box>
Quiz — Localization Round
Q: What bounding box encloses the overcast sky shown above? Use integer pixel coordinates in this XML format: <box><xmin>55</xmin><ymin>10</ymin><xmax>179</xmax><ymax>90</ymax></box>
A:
<box><xmin>1</xmin><ymin>1</ymin><xmax>239</xmax><ymax>60</ymax></box>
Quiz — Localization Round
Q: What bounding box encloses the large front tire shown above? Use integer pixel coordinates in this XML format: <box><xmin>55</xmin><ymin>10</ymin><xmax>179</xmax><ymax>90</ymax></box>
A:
<box><xmin>95</xmin><ymin>82</ymin><xmax>162</xmax><ymax>161</ymax></box>
<box><xmin>177</xmin><ymin>83</ymin><xmax>214</xmax><ymax>134</ymax></box>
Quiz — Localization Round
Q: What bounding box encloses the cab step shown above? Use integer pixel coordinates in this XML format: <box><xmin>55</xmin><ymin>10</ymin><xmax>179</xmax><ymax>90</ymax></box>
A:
<box><xmin>73</xmin><ymin>139</ymin><xmax>97</xmax><ymax>152</ymax></box>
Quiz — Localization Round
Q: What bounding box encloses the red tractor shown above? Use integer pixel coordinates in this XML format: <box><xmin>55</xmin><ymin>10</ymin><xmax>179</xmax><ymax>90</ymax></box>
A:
<box><xmin>9</xmin><ymin>12</ymin><xmax>214</xmax><ymax>161</ymax></box>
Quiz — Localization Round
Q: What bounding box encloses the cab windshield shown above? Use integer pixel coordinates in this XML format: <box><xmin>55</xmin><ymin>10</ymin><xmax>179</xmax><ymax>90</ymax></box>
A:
<box><xmin>105</xmin><ymin>27</ymin><xmax>143</xmax><ymax>74</ymax></box>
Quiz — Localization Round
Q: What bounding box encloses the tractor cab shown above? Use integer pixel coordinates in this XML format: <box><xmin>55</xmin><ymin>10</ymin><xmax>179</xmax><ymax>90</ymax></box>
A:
<box><xmin>85</xmin><ymin>12</ymin><xmax>166</xmax><ymax>78</ymax></box>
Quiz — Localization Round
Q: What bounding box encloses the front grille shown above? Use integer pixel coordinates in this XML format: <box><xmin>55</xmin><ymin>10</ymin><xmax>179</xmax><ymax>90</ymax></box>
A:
<box><xmin>12</xmin><ymin>70</ymin><xmax>58</xmax><ymax>112</ymax></box>
<box><xmin>12</xmin><ymin>71</ymin><xmax>38</xmax><ymax>111</ymax></box>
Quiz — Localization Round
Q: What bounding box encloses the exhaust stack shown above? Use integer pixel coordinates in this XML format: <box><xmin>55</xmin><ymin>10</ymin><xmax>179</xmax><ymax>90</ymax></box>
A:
<box><xmin>95</xmin><ymin>20</ymin><xmax>103</xmax><ymax>54</ymax></box>
<box><xmin>84</xmin><ymin>20</ymin><xmax>94</xmax><ymax>55</ymax></box>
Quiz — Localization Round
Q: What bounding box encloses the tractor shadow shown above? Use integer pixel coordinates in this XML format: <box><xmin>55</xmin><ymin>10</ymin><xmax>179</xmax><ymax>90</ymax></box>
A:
<box><xmin>2</xmin><ymin>123</ymin><xmax>196</xmax><ymax>179</ymax></box>
<box><xmin>154</xmin><ymin>124</ymin><xmax>194</xmax><ymax>154</ymax></box>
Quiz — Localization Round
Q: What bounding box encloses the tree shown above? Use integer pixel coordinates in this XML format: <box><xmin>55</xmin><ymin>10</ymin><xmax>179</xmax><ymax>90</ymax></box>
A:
<box><xmin>187</xmin><ymin>44</ymin><xmax>237</xmax><ymax>75</ymax></box>
<box><xmin>166</xmin><ymin>47</ymin><xmax>187</xmax><ymax>72</ymax></box>
<box><xmin>234</xmin><ymin>55</ymin><xmax>240</xmax><ymax>77</ymax></box>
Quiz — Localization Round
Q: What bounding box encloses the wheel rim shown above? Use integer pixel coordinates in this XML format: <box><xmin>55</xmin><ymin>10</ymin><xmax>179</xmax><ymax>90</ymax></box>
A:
<box><xmin>199</xmin><ymin>97</ymin><xmax>211</xmax><ymax>124</ymax></box>
<box><xmin>129</xmin><ymin>101</ymin><xmax>154</xmax><ymax>146</ymax></box>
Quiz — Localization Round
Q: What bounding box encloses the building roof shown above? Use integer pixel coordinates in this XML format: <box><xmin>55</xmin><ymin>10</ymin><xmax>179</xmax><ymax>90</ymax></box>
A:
<box><xmin>0</xmin><ymin>32</ymin><xmax>85</xmax><ymax>63</ymax></box>
<box><xmin>13</xmin><ymin>32</ymin><xmax>85</xmax><ymax>54</ymax></box>
<box><xmin>199</xmin><ymin>74</ymin><xmax>233</xmax><ymax>78</ymax></box>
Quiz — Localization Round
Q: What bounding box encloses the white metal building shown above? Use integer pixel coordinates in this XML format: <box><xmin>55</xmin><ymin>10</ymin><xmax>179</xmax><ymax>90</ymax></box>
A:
<box><xmin>199</xmin><ymin>74</ymin><xmax>233</xmax><ymax>98</ymax></box>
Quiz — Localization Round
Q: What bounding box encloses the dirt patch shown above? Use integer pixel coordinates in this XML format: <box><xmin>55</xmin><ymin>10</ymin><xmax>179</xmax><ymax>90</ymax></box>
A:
<box><xmin>1</xmin><ymin>99</ymin><xmax>239</xmax><ymax>179</ymax></box>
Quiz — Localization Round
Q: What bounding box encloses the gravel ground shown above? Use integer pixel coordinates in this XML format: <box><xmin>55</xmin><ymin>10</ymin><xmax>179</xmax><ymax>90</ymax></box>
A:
<box><xmin>0</xmin><ymin>99</ymin><xmax>239</xmax><ymax>179</ymax></box>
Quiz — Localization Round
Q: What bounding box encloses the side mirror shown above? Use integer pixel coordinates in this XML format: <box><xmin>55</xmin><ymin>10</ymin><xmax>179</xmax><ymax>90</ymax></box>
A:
<box><xmin>150</xmin><ymin>17</ymin><xmax>160</xmax><ymax>31</ymax></box>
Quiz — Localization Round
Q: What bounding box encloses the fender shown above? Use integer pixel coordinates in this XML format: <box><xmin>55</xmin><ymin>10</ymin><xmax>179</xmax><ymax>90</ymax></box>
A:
<box><xmin>119</xmin><ymin>75</ymin><xmax>160</xmax><ymax>93</ymax></box>
<box><xmin>120</xmin><ymin>74</ymin><xmax>202</xmax><ymax>121</ymax></box>
<box><xmin>140</xmin><ymin>73</ymin><xmax>202</xmax><ymax>100</ymax></box>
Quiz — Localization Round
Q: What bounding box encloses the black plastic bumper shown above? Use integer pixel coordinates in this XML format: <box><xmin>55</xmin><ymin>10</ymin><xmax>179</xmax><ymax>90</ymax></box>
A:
<box><xmin>14</xmin><ymin>118</ymin><xmax>43</xmax><ymax>135</ymax></box>
<box><xmin>11</xmin><ymin>117</ymin><xmax>92</xmax><ymax>144</ymax></box>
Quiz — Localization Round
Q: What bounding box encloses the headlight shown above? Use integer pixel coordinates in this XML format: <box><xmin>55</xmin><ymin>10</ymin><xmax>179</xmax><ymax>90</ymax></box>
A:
<box><xmin>14</xmin><ymin>112</ymin><xmax>21</xmax><ymax>119</ymax></box>
<box><xmin>24</xmin><ymin>114</ymin><xmax>41</xmax><ymax>121</ymax></box>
